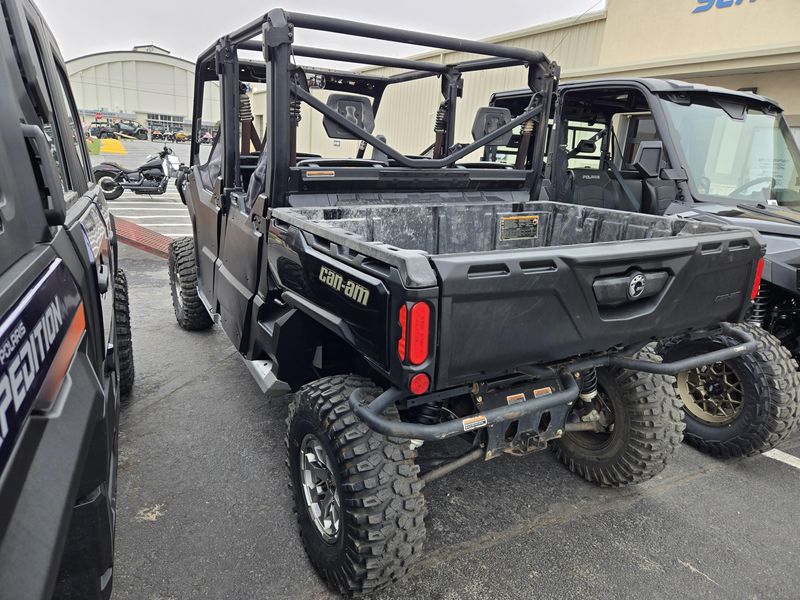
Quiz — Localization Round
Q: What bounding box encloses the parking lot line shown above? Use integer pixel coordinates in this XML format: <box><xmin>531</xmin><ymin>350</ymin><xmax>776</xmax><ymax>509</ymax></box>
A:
<box><xmin>763</xmin><ymin>448</ymin><xmax>800</xmax><ymax>469</ymax></box>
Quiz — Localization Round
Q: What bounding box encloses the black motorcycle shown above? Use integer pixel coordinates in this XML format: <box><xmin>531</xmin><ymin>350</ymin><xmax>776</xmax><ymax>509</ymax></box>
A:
<box><xmin>93</xmin><ymin>146</ymin><xmax>180</xmax><ymax>200</ymax></box>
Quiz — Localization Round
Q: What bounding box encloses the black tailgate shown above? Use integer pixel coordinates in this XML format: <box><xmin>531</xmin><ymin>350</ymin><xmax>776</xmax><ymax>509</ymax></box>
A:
<box><xmin>431</xmin><ymin>232</ymin><xmax>761</xmax><ymax>388</ymax></box>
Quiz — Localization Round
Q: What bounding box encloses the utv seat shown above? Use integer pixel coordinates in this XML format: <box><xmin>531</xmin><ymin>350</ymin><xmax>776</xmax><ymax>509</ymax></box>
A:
<box><xmin>568</xmin><ymin>169</ymin><xmax>643</xmax><ymax>212</ymax></box>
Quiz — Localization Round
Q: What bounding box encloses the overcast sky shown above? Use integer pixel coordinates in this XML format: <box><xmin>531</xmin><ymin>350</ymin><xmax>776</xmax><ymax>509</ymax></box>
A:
<box><xmin>37</xmin><ymin>0</ymin><xmax>605</xmax><ymax>63</ymax></box>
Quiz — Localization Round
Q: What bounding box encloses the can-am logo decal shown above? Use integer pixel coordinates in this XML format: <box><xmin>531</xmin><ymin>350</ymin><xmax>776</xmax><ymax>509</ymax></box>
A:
<box><xmin>0</xmin><ymin>260</ymin><xmax>82</xmax><ymax>475</ymax></box>
<box><xmin>693</xmin><ymin>0</ymin><xmax>756</xmax><ymax>14</ymax></box>
<box><xmin>319</xmin><ymin>265</ymin><xmax>370</xmax><ymax>306</ymax></box>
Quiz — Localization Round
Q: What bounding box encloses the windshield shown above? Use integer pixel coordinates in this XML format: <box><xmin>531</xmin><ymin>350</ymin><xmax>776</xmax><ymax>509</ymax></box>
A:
<box><xmin>660</xmin><ymin>94</ymin><xmax>800</xmax><ymax>207</ymax></box>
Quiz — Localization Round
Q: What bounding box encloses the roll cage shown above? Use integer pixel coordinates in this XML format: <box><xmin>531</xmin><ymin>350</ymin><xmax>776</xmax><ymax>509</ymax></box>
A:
<box><xmin>189</xmin><ymin>8</ymin><xmax>559</xmax><ymax>207</ymax></box>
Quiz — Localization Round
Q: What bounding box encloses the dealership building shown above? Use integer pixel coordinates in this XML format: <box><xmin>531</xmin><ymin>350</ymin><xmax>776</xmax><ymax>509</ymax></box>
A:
<box><xmin>65</xmin><ymin>44</ymin><xmax>218</xmax><ymax>132</ymax></box>
<box><xmin>67</xmin><ymin>0</ymin><xmax>798</xmax><ymax>145</ymax></box>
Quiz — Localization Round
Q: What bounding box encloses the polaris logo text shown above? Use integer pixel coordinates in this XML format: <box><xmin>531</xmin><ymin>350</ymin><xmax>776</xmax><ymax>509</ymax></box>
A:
<box><xmin>319</xmin><ymin>266</ymin><xmax>370</xmax><ymax>306</ymax></box>
<box><xmin>693</xmin><ymin>0</ymin><xmax>756</xmax><ymax>14</ymax></box>
<box><xmin>0</xmin><ymin>297</ymin><xmax>66</xmax><ymax>446</ymax></box>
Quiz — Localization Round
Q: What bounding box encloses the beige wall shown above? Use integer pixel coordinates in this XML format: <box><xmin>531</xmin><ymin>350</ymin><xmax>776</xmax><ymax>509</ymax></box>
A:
<box><xmin>601</xmin><ymin>0</ymin><xmax>799</xmax><ymax>66</ymax></box>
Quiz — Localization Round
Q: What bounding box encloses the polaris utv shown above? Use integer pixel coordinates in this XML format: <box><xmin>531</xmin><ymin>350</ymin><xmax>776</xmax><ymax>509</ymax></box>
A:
<box><xmin>0</xmin><ymin>0</ymin><xmax>133</xmax><ymax>598</ymax></box>
<box><xmin>171</xmin><ymin>10</ymin><xmax>768</xmax><ymax>595</ymax></box>
<box><xmin>491</xmin><ymin>79</ymin><xmax>800</xmax><ymax>459</ymax></box>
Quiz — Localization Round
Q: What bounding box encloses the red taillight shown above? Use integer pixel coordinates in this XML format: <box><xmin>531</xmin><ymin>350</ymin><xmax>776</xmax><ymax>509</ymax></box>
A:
<box><xmin>751</xmin><ymin>258</ymin><xmax>764</xmax><ymax>301</ymax></box>
<box><xmin>408</xmin><ymin>302</ymin><xmax>430</xmax><ymax>365</ymax></box>
<box><xmin>397</xmin><ymin>305</ymin><xmax>407</xmax><ymax>361</ymax></box>
<box><xmin>397</xmin><ymin>301</ymin><xmax>431</xmax><ymax>365</ymax></box>
<box><xmin>409</xmin><ymin>373</ymin><xmax>430</xmax><ymax>395</ymax></box>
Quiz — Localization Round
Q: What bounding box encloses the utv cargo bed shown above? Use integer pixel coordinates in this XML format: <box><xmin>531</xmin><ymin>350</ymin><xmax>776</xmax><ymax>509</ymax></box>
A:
<box><xmin>270</xmin><ymin>197</ymin><xmax>763</xmax><ymax>388</ymax></box>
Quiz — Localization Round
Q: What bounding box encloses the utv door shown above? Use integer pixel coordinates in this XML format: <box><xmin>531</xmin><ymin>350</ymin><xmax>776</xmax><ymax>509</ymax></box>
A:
<box><xmin>210</xmin><ymin>59</ymin><xmax>263</xmax><ymax>353</ymax></box>
<box><xmin>187</xmin><ymin>77</ymin><xmax>225</xmax><ymax>308</ymax></box>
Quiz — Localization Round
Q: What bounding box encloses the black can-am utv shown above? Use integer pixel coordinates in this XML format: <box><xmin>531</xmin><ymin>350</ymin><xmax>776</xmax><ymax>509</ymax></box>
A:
<box><xmin>491</xmin><ymin>79</ymin><xmax>800</xmax><ymax>459</ymax></box>
<box><xmin>172</xmin><ymin>10</ymin><xmax>770</xmax><ymax>595</ymax></box>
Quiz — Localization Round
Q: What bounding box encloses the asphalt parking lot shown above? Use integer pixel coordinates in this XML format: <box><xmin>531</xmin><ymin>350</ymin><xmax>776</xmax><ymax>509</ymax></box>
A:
<box><xmin>115</xmin><ymin>243</ymin><xmax>800</xmax><ymax>600</ymax></box>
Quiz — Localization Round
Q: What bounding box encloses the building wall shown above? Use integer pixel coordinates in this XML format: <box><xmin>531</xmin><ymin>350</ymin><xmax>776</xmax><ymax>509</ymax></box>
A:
<box><xmin>600</xmin><ymin>0</ymin><xmax>798</xmax><ymax>67</ymax></box>
<box><xmin>66</xmin><ymin>50</ymin><xmax>220</xmax><ymax>128</ymax></box>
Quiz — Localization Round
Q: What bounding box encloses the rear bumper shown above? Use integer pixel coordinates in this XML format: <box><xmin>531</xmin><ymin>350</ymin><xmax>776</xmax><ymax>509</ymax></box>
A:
<box><xmin>350</xmin><ymin>323</ymin><xmax>756</xmax><ymax>441</ymax></box>
<box><xmin>0</xmin><ymin>351</ymin><xmax>114</xmax><ymax>600</ymax></box>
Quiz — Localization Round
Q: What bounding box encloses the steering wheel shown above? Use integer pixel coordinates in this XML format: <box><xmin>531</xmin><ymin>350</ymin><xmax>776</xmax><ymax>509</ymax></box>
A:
<box><xmin>729</xmin><ymin>176</ymin><xmax>774</xmax><ymax>197</ymax></box>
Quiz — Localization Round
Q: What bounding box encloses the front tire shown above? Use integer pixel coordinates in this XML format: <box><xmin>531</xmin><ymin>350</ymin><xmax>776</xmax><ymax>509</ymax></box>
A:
<box><xmin>286</xmin><ymin>375</ymin><xmax>426</xmax><ymax>596</ymax></box>
<box><xmin>553</xmin><ymin>346</ymin><xmax>685</xmax><ymax>487</ymax></box>
<box><xmin>168</xmin><ymin>237</ymin><xmax>213</xmax><ymax>331</ymax></box>
<box><xmin>114</xmin><ymin>269</ymin><xmax>134</xmax><ymax>397</ymax></box>
<box><xmin>660</xmin><ymin>323</ymin><xmax>800</xmax><ymax>458</ymax></box>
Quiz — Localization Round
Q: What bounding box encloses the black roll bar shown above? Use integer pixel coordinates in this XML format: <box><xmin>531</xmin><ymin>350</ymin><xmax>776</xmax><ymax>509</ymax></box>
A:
<box><xmin>293</xmin><ymin>85</ymin><xmax>543</xmax><ymax>168</ymax></box>
<box><xmin>285</xmin><ymin>10</ymin><xmax>550</xmax><ymax>66</ymax></box>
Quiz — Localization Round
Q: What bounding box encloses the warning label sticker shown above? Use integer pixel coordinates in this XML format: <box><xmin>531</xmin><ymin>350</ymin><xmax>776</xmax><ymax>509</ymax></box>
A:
<box><xmin>462</xmin><ymin>415</ymin><xmax>488</xmax><ymax>432</ymax></box>
<box><xmin>499</xmin><ymin>214</ymin><xmax>539</xmax><ymax>241</ymax></box>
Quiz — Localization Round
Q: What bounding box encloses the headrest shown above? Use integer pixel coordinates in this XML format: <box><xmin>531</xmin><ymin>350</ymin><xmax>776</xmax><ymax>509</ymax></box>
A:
<box><xmin>323</xmin><ymin>94</ymin><xmax>375</xmax><ymax>140</ymax></box>
<box><xmin>472</xmin><ymin>107</ymin><xmax>513</xmax><ymax>146</ymax></box>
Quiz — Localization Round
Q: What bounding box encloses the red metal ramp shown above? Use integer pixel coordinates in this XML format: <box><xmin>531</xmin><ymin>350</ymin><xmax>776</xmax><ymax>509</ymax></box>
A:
<box><xmin>114</xmin><ymin>217</ymin><xmax>173</xmax><ymax>259</ymax></box>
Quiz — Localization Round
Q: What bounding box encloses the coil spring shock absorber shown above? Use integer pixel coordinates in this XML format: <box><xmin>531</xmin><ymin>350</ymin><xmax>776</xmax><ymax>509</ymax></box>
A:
<box><xmin>577</xmin><ymin>368</ymin><xmax>598</xmax><ymax>402</ymax></box>
<box><xmin>406</xmin><ymin>402</ymin><xmax>443</xmax><ymax>425</ymax></box>
<box><xmin>239</xmin><ymin>93</ymin><xmax>253</xmax><ymax>123</ymax></box>
<box><xmin>433</xmin><ymin>103</ymin><xmax>447</xmax><ymax>159</ymax></box>
<box><xmin>514</xmin><ymin>119</ymin><xmax>535</xmax><ymax>169</ymax></box>
<box><xmin>434</xmin><ymin>104</ymin><xmax>446</xmax><ymax>132</ymax></box>
<box><xmin>748</xmin><ymin>282</ymin><xmax>770</xmax><ymax>327</ymax></box>
<box><xmin>289</xmin><ymin>98</ymin><xmax>302</xmax><ymax>124</ymax></box>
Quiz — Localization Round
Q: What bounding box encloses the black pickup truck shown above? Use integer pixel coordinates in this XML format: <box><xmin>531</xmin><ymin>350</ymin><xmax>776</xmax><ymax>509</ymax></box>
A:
<box><xmin>171</xmin><ymin>10</ymin><xmax>764</xmax><ymax>596</ymax></box>
<box><xmin>0</xmin><ymin>0</ymin><xmax>133</xmax><ymax>597</ymax></box>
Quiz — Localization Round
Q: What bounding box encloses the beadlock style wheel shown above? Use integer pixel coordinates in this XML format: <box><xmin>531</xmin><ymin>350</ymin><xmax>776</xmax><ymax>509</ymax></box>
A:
<box><xmin>677</xmin><ymin>362</ymin><xmax>744</xmax><ymax>426</ymax></box>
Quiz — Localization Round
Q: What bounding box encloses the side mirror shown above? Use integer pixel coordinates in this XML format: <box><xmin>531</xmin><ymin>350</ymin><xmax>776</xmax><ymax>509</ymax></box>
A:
<box><xmin>632</xmin><ymin>140</ymin><xmax>663</xmax><ymax>179</ymax></box>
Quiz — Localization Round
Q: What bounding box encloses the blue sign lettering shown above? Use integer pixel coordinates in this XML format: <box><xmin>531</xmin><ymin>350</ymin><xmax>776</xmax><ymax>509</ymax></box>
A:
<box><xmin>693</xmin><ymin>0</ymin><xmax>756</xmax><ymax>13</ymax></box>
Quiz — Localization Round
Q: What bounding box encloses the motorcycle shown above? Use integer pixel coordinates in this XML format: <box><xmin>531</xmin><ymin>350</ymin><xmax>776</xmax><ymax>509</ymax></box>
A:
<box><xmin>93</xmin><ymin>145</ymin><xmax>180</xmax><ymax>200</ymax></box>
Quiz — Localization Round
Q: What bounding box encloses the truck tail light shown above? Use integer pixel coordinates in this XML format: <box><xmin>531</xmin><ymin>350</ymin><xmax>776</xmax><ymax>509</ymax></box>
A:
<box><xmin>397</xmin><ymin>301</ymin><xmax>431</xmax><ymax>365</ymax></box>
<box><xmin>408</xmin><ymin>302</ymin><xmax>430</xmax><ymax>365</ymax></box>
<box><xmin>751</xmin><ymin>258</ymin><xmax>764</xmax><ymax>301</ymax></box>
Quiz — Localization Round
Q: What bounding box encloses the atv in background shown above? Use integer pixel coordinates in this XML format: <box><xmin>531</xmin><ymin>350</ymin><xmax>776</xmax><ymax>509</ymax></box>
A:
<box><xmin>172</xmin><ymin>10</ymin><xmax>768</xmax><ymax>595</ymax></box>
<box><xmin>87</xmin><ymin>120</ymin><xmax>115</xmax><ymax>138</ymax></box>
<box><xmin>492</xmin><ymin>79</ymin><xmax>800</xmax><ymax>458</ymax></box>
<box><xmin>113</xmin><ymin>119</ymin><xmax>148</xmax><ymax>140</ymax></box>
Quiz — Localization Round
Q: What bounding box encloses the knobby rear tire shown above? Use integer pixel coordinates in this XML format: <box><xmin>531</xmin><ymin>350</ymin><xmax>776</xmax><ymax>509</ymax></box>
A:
<box><xmin>553</xmin><ymin>346</ymin><xmax>685</xmax><ymax>487</ymax></box>
<box><xmin>286</xmin><ymin>374</ymin><xmax>426</xmax><ymax>596</ymax></box>
<box><xmin>168</xmin><ymin>237</ymin><xmax>214</xmax><ymax>331</ymax></box>
<box><xmin>659</xmin><ymin>323</ymin><xmax>800</xmax><ymax>458</ymax></box>
<box><xmin>114</xmin><ymin>269</ymin><xmax>134</xmax><ymax>397</ymax></box>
